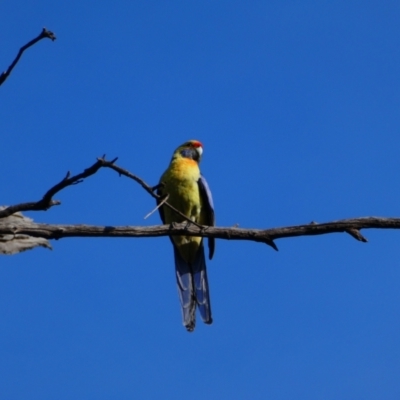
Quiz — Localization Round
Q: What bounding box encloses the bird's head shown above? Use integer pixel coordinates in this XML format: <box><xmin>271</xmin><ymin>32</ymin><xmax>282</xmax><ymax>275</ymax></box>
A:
<box><xmin>173</xmin><ymin>140</ymin><xmax>203</xmax><ymax>163</ymax></box>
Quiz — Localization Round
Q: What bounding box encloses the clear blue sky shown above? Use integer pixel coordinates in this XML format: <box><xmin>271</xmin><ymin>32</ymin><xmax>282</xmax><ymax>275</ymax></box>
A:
<box><xmin>2</xmin><ymin>1</ymin><xmax>400</xmax><ymax>398</ymax></box>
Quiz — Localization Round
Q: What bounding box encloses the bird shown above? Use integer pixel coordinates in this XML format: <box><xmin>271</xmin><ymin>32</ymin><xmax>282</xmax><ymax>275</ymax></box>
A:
<box><xmin>157</xmin><ymin>140</ymin><xmax>215</xmax><ymax>332</ymax></box>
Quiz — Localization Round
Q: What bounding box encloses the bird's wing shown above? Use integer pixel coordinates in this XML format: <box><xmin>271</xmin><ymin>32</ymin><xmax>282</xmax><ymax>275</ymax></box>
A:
<box><xmin>198</xmin><ymin>174</ymin><xmax>215</xmax><ymax>260</ymax></box>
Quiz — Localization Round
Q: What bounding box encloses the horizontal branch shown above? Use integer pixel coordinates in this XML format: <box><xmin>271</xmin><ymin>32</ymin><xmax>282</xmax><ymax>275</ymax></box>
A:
<box><xmin>1</xmin><ymin>217</ymin><xmax>400</xmax><ymax>250</ymax></box>
<box><xmin>0</xmin><ymin>156</ymin><xmax>397</xmax><ymax>253</ymax></box>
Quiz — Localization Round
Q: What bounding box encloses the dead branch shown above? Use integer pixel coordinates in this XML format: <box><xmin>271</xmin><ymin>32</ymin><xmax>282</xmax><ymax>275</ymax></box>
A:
<box><xmin>0</xmin><ymin>157</ymin><xmax>204</xmax><ymax>228</ymax></box>
<box><xmin>99</xmin><ymin>159</ymin><xmax>204</xmax><ymax>228</ymax></box>
<box><xmin>0</xmin><ymin>158</ymin><xmax>106</xmax><ymax>218</ymax></box>
<box><xmin>0</xmin><ymin>217</ymin><xmax>398</xmax><ymax>250</ymax></box>
<box><xmin>0</xmin><ymin>27</ymin><xmax>56</xmax><ymax>86</ymax></box>
<box><xmin>1</xmin><ymin>155</ymin><xmax>397</xmax><ymax>254</ymax></box>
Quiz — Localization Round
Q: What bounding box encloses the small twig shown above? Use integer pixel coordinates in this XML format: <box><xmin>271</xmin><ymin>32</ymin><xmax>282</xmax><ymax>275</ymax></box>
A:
<box><xmin>0</xmin><ymin>28</ymin><xmax>56</xmax><ymax>86</ymax></box>
<box><xmin>345</xmin><ymin>228</ymin><xmax>368</xmax><ymax>242</ymax></box>
<box><xmin>98</xmin><ymin>158</ymin><xmax>157</xmax><ymax>198</ymax></box>
<box><xmin>264</xmin><ymin>238</ymin><xmax>279</xmax><ymax>251</ymax></box>
<box><xmin>151</xmin><ymin>183</ymin><xmax>163</xmax><ymax>192</ymax></box>
<box><xmin>99</xmin><ymin>158</ymin><xmax>204</xmax><ymax>228</ymax></box>
<box><xmin>0</xmin><ymin>158</ymin><xmax>104</xmax><ymax>219</ymax></box>
<box><xmin>144</xmin><ymin>194</ymin><xmax>169</xmax><ymax>219</ymax></box>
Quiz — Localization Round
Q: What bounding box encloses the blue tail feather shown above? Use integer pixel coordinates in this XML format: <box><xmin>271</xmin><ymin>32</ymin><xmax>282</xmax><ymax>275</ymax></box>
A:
<box><xmin>173</xmin><ymin>243</ymin><xmax>212</xmax><ymax>331</ymax></box>
<box><xmin>192</xmin><ymin>245</ymin><xmax>212</xmax><ymax>324</ymax></box>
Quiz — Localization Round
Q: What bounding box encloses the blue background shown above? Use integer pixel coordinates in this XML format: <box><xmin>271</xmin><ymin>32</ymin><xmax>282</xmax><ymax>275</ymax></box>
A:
<box><xmin>1</xmin><ymin>1</ymin><xmax>400</xmax><ymax>398</ymax></box>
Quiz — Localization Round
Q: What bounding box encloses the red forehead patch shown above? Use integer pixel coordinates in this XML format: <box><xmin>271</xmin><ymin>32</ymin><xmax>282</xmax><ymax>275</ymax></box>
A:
<box><xmin>192</xmin><ymin>140</ymin><xmax>203</xmax><ymax>148</ymax></box>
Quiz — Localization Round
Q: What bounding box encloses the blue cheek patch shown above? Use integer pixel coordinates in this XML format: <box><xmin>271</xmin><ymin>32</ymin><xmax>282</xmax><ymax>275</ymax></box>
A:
<box><xmin>180</xmin><ymin>149</ymin><xmax>196</xmax><ymax>159</ymax></box>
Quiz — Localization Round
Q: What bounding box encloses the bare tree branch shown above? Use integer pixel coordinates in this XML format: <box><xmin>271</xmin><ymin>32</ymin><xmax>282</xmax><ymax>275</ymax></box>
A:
<box><xmin>0</xmin><ymin>157</ymin><xmax>205</xmax><ymax>228</ymax></box>
<box><xmin>99</xmin><ymin>159</ymin><xmax>204</xmax><ymax>228</ymax></box>
<box><xmin>0</xmin><ymin>217</ymin><xmax>399</xmax><ymax>250</ymax></box>
<box><xmin>0</xmin><ymin>158</ymin><xmax>105</xmax><ymax>218</ymax></box>
<box><xmin>0</xmin><ymin>27</ymin><xmax>56</xmax><ymax>87</ymax></box>
<box><xmin>1</xmin><ymin>155</ymin><xmax>396</xmax><ymax>255</ymax></box>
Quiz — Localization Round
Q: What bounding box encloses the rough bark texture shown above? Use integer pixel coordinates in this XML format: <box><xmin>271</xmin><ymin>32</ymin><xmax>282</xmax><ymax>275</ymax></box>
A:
<box><xmin>1</xmin><ymin>217</ymin><xmax>400</xmax><ymax>254</ymax></box>
<box><xmin>0</xmin><ymin>210</ymin><xmax>51</xmax><ymax>254</ymax></box>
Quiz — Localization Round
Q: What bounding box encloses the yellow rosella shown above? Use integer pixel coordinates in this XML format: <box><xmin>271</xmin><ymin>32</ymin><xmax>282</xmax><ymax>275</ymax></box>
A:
<box><xmin>157</xmin><ymin>140</ymin><xmax>215</xmax><ymax>332</ymax></box>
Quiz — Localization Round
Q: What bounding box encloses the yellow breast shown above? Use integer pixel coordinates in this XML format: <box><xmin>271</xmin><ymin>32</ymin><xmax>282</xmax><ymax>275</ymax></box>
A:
<box><xmin>160</xmin><ymin>157</ymin><xmax>203</xmax><ymax>263</ymax></box>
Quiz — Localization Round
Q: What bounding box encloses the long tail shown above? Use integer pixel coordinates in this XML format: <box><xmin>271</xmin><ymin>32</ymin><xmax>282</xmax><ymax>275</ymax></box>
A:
<box><xmin>173</xmin><ymin>243</ymin><xmax>212</xmax><ymax>332</ymax></box>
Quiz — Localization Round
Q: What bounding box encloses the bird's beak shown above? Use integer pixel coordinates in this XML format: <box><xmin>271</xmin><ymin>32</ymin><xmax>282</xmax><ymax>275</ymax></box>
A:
<box><xmin>196</xmin><ymin>146</ymin><xmax>203</xmax><ymax>159</ymax></box>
